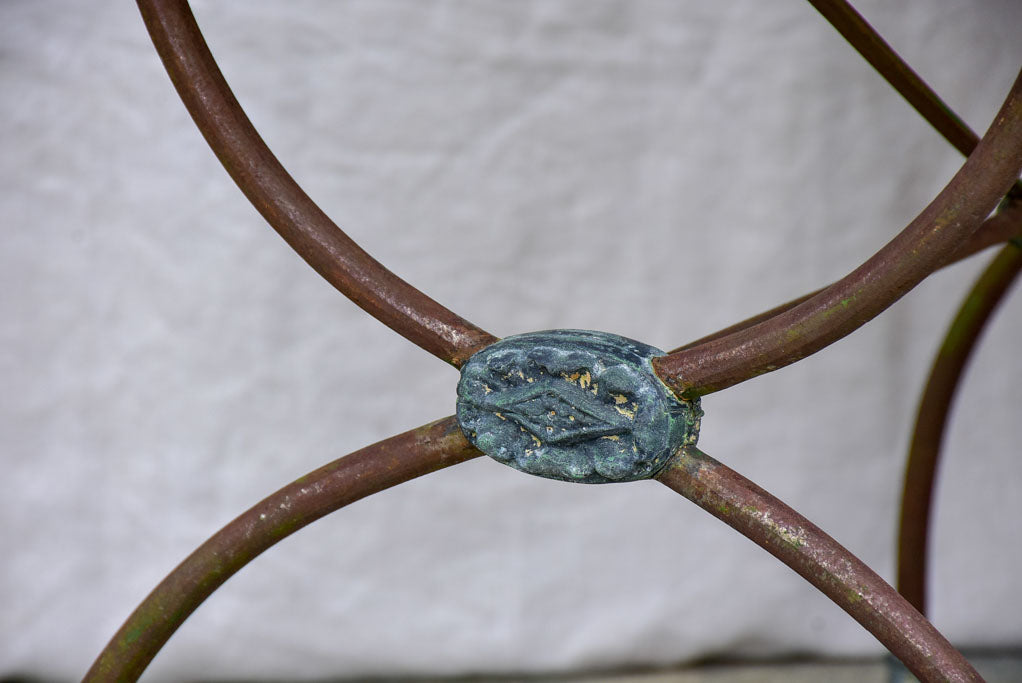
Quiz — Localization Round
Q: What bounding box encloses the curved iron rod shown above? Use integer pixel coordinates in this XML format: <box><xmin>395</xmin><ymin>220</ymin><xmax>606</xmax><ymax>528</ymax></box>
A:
<box><xmin>657</xmin><ymin>447</ymin><xmax>982</xmax><ymax>683</ymax></box>
<box><xmin>669</xmin><ymin>200</ymin><xmax>1022</xmax><ymax>353</ymax></box>
<box><xmin>653</xmin><ymin>69</ymin><xmax>1022</xmax><ymax>399</ymax></box>
<box><xmin>83</xmin><ymin>417</ymin><xmax>481</xmax><ymax>682</ymax></box>
<box><xmin>806</xmin><ymin>0</ymin><xmax>977</xmax><ymax>157</ymax></box>
<box><xmin>667</xmin><ymin>0</ymin><xmax>1022</xmax><ymax>363</ymax></box>
<box><xmin>897</xmin><ymin>242</ymin><xmax>1022</xmax><ymax>615</ymax></box>
<box><xmin>136</xmin><ymin>0</ymin><xmax>498</xmax><ymax>367</ymax></box>
<box><xmin>806</xmin><ymin>0</ymin><xmax>1022</xmax><ymax>201</ymax></box>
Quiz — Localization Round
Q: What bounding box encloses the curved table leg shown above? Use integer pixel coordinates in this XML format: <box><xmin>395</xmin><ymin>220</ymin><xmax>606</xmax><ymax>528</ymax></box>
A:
<box><xmin>898</xmin><ymin>242</ymin><xmax>1022</xmax><ymax>614</ymax></box>
<box><xmin>84</xmin><ymin>416</ymin><xmax>480</xmax><ymax>682</ymax></box>
<box><xmin>658</xmin><ymin>447</ymin><xmax>982</xmax><ymax>683</ymax></box>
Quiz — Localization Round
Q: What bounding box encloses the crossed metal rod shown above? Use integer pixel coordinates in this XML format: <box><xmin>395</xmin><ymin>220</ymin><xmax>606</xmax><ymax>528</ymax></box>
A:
<box><xmin>86</xmin><ymin>1</ymin><xmax>1022</xmax><ymax>681</ymax></box>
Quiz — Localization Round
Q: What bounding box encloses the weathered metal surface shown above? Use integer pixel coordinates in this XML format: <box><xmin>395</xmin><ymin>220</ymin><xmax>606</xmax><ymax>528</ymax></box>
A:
<box><xmin>654</xmin><ymin>68</ymin><xmax>1022</xmax><ymax>398</ymax></box>
<box><xmin>668</xmin><ymin>201</ymin><xmax>1022</xmax><ymax>355</ymax></box>
<box><xmin>658</xmin><ymin>447</ymin><xmax>983</xmax><ymax>683</ymax></box>
<box><xmin>99</xmin><ymin>5</ymin><xmax>1020</xmax><ymax>682</ymax></box>
<box><xmin>457</xmin><ymin>330</ymin><xmax>701</xmax><ymax>483</ymax></box>
<box><xmin>807</xmin><ymin>0</ymin><xmax>978</xmax><ymax>157</ymax></box>
<box><xmin>83</xmin><ymin>416</ymin><xmax>481</xmax><ymax>683</ymax></box>
<box><xmin>137</xmin><ymin>0</ymin><xmax>497</xmax><ymax>367</ymax></box>
<box><xmin>807</xmin><ymin>0</ymin><xmax>1022</xmax><ymax>200</ymax></box>
<box><xmin>898</xmin><ymin>240</ymin><xmax>1022</xmax><ymax>615</ymax></box>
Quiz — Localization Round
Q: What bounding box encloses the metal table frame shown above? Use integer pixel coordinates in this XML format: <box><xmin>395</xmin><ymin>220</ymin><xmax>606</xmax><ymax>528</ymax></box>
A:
<box><xmin>84</xmin><ymin>2</ymin><xmax>1022</xmax><ymax>681</ymax></box>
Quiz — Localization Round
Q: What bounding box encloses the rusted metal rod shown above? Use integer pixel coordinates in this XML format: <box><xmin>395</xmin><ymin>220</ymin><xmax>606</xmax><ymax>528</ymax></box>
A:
<box><xmin>806</xmin><ymin>0</ymin><xmax>977</xmax><ymax>157</ymax></box>
<box><xmin>673</xmin><ymin>0</ymin><xmax>1022</xmax><ymax>358</ymax></box>
<box><xmin>806</xmin><ymin>0</ymin><xmax>1022</xmax><ymax>202</ymax></box>
<box><xmin>657</xmin><ymin>447</ymin><xmax>982</xmax><ymax>683</ymax></box>
<box><xmin>897</xmin><ymin>242</ymin><xmax>1022</xmax><ymax>615</ymax></box>
<box><xmin>83</xmin><ymin>417</ymin><xmax>481</xmax><ymax>682</ymax></box>
<box><xmin>654</xmin><ymin>69</ymin><xmax>1022</xmax><ymax>398</ymax></box>
<box><xmin>137</xmin><ymin>0</ymin><xmax>498</xmax><ymax>367</ymax></box>
<box><xmin>669</xmin><ymin>200</ymin><xmax>1022</xmax><ymax>353</ymax></box>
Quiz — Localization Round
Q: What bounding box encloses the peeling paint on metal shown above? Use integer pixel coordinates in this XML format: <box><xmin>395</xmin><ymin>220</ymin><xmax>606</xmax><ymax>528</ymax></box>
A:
<box><xmin>456</xmin><ymin>330</ymin><xmax>701</xmax><ymax>483</ymax></box>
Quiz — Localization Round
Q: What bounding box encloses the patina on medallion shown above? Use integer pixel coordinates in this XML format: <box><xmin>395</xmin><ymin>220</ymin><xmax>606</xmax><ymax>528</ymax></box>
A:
<box><xmin>456</xmin><ymin>330</ymin><xmax>702</xmax><ymax>483</ymax></box>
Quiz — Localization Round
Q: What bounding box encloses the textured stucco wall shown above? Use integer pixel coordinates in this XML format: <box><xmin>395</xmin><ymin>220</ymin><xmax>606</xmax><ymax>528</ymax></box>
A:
<box><xmin>2</xmin><ymin>1</ymin><xmax>1021</xmax><ymax>680</ymax></box>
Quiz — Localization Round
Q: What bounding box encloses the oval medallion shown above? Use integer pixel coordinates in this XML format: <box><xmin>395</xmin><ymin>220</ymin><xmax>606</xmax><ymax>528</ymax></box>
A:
<box><xmin>456</xmin><ymin>330</ymin><xmax>701</xmax><ymax>483</ymax></box>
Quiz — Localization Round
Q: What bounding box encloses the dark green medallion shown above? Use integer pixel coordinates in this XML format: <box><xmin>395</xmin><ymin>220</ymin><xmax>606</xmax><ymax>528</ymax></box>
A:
<box><xmin>456</xmin><ymin>330</ymin><xmax>701</xmax><ymax>483</ymax></box>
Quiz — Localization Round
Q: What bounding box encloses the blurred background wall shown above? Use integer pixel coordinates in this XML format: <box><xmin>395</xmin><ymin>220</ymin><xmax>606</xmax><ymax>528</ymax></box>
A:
<box><xmin>2</xmin><ymin>1</ymin><xmax>1021</xmax><ymax>680</ymax></box>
